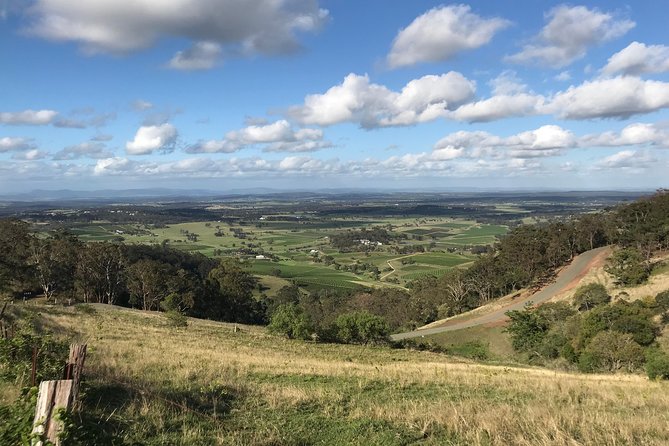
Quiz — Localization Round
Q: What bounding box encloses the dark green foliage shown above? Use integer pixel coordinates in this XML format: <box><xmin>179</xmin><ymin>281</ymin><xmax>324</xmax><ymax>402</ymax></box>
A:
<box><xmin>572</xmin><ymin>283</ymin><xmax>611</xmax><ymax>311</ymax></box>
<box><xmin>645</xmin><ymin>348</ymin><xmax>669</xmax><ymax>380</ymax></box>
<box><xmin>605</xmin><ymin>247</ymin><xmax>650</xmax><ymax>286</ymax></box>
<box><xmin>578</xmin><ymin>331</ymin><xmax>645</xmax><ymax>373</ymax></box>
<box><xmin>655</xmin><ymin>290</ymin><xmax>669</xmax><ymax>311</ymax></box>
<box><xmin>0</xmin><ymin>325</ymin><xmax>69</xmax><ymax>384</ymax></box>
<box><xmin>333</xmin><ymin>311</ymin><xmax>390</xmax><ymax>345</ymax></box>
<box><xmin>535</xmin><ymin>302</ymin><xmax>577</xmax><ymax>323</ymax></box>
<box><xmin>578</xmin><ymin>301</ymin><xmax>658</xmax><ymax>347</ymax></box>
<box><xmin>0</xmin><ymin>387</ymin><xmax>38</xmax><ymax>446</ymax></box>
<box><xmin>445</xmin><ymin>341</ymin><xmax>490</xmax><ymax>360</ymax></box>
<box><xmin>505</xmin><ymin>305</ymin><xmax>550</xmax><ymax>353</ymax></box>
<box><xmin>268</xmin><ymin>304</ymin><xmax>313</xmax><ymax>340</ymax></box>
<box><xmin>164</xmin><ymin>310</ymin><xmax>188</xmax><ymax>328</ymax></box>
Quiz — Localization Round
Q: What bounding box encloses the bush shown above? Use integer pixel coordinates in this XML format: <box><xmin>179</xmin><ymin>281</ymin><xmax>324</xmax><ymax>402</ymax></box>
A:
<box><xmin>646</xmin><ymin>348</ymin><xmax>669</xmax><ymax>380</ymax></box>
<box><xmin>605</xmin><ymin>247</ymin><xmax>650</xmax><ymax>286</ymax></box>
<box><xmin>164</xmin><ymin>310</ymin><xmax>188</xmax><ymax>328</ymax></box>
<box><xmin>573</xmin><ymin>283</ymin><xmax>610</xmax><ymax>311</ymax></box>
<box><xmin>0</xmin><ymin>327</ymin><xmax>69</xmax><ymax>384</ymax></box>
<box><xmin>505</xmin><ymin>305</ymin><xmax>549</xmax><ymax>353</ymax></box>
<box><xmin>268</xmin><ymin>304</ymin><xmax>313</xmax><ymax>340</ymax></box>
<box><xmin>656</xmin><ymin>290</ymin><xmax>669</xmax><ymax>311</ymax></box>
<box><xmin>579</xmin><ymin>331</ymin><xmax>645</xmax><ymax>373</ymax></box>
<box><xmin>333</xmin><ymin>311</ymin><xmax>389</xmax><ymax>345</ymax></box>
<box><xmin>446</xmin><ymin>341</ymin><xmax>490</xmax><ymax>360</ymax></box>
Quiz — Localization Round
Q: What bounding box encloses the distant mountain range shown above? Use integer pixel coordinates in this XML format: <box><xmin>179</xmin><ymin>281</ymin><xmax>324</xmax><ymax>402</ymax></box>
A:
<box><xmin>0</xmin><ymin>187</ymin><xmax>656</xmax><ymax>202</ymax></box>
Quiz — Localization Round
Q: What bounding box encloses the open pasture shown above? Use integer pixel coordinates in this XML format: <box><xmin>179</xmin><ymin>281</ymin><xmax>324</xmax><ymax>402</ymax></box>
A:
<box><xmin>59</xmin><ymin>216</ymin><xmax>507</xmax><ymax>292</ymax></box>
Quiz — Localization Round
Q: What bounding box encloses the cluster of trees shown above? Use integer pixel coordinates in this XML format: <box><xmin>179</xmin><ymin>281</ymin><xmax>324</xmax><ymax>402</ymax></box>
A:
<box><xmin>0</xmin><ymin>220</ymin><xmax>263</xmax><ymax>324</ymax></box>
<box><xmin>506</xmin><ymin>284</ymin><xmax>669</xmax><ymax>377</ymax></box>
<box><xmin>263</xmin><ymin>284</ymin><xmax>442</xmax><ymax>344</ymax></box>
<box><xmin>407</xmin><ymin>190</ymin><xmax>669</xmax><ymax>321</ymax></box>
<box><xmin>329</xmin><ymin>227</ymin><xmax>399</xmax><ymax>251</ymax></box>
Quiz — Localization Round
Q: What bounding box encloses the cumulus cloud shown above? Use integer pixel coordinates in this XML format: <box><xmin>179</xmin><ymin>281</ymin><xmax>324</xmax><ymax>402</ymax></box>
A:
<box><xmin>594</xmin><ymin>150</ymin><xmax>655</xmax><ymax>171</ymax></box>
<box><xmin>168</xmin><ymin>41</ymin><xmax>221</xmax><ymax>70</ymax></box>
<box><xmin>506</xmin><ymin>5</ymin><xmax>634</xmax><ymax>68</ymax></box>
<box><xmin>387</xmin><ymin>5</ymin><xmax>509</xmax><ymax>68</ymax></box>
<box><xmin>581</xmin><ymin>123</ymin><xmax>669</xmax><ymax>148</ymax></box>
<box><xmin>0</xmin><ymin>137</ymin><xmax>36</xmax><ymax>152</ymax></box>
<box><xmin>449</xmin><ymin>93</ymin><xmax>544</xmax><ymax>122</ymax></box>
<box><xmin>434</xmin><ymin>125</ymin><xmax>576</xmax><ymax>159</ymax></box>
<box><xmin>93</xmin><ymin>157</ymin><xmax>137</xmax><ymax>175</ymax></box>
<box><xmin>186</xmin><ymin>120</ymin><xmax>331</xmax><ymax>153</ymax></box>
<box><xmin>53</xmin><ymin>141</ymin><xmax>113</xmax><ymax>160</ymax></box>
<box><xmin>26</xmin><ymin>0</ymin><xmax>328</xmax><ymax>66</ymax></box>
<box><xmin>602</xmin><ymin>42</ymin><xmax>669</xmax><ymax>76</ymax></box>
<box><xmin>0</xmin><ymin>109</ymin><xmax>58</xmax><ymax>125</ymax></box>
<box><xmin>126</xmin><ymin>123</ymin><xmax>177</xmax><ymax>155</ymax></box>
<box><xmin>12</xmin><ymin>149</ymin><xmax>48</xmax><ymax>160</ymax></box>
<box><xmin>546</xmin><ymin>76</ymin><xmax>669</xmax><ymax>119</ymax></box>
<box><xmin>289</xmin><ymin>72</ymin><xmax>475</xmax><ymax>127</ymax></box>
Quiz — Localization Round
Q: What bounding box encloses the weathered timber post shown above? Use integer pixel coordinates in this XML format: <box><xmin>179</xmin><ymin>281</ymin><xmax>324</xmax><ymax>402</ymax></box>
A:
<box><xmin>31</xmin><ymin>380</ymin><xmax>73</xmax><ymax>446</ymax></box>
<box><xmin>65</xmin><ymin>344</ymin><xmax>87</xmax><ymax>407</ymax></box>
<box><xmin>31</xmin><ymin>344</ymin><xmax>87</xmax><ymax>445</ymax></box>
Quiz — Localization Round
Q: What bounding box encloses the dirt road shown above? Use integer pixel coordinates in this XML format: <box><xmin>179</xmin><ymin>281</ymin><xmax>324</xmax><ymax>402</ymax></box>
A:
<box><xmin>391</xmin><ymin>246</ymin><xmax>610</xmax><ymax>341</ymax></box>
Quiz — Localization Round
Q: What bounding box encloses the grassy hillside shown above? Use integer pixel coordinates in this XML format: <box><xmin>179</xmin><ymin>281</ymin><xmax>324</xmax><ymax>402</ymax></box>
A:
<box><xmin>3</xmin><ymin>302</ymin><xmax>669</xmax><ymax>445</ymax></box>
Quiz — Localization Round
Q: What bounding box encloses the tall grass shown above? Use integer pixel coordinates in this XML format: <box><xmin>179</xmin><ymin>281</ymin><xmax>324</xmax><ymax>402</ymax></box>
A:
<box><xmin>6</xmin><ymin>303</ymin><xmax>667</xmax><ymax>445</ymax></box>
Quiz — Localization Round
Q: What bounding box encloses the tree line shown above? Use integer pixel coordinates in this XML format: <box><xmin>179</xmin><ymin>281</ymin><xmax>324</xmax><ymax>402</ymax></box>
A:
<box><xmin>0</xmin><ymin>221</ymin><xmax>264</xmax><ymax>324</ymax></box>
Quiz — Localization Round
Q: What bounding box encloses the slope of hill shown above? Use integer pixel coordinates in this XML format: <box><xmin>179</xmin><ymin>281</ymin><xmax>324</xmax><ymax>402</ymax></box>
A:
<box><xmin>2</xmin><ymin>302</ymin><xmax>668</xmax><ymax>445</ymax></box>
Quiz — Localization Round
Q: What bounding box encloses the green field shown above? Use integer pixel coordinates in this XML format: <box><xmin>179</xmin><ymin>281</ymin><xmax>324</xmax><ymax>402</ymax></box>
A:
<box><xmin>63</xmin><ymin>216</ymin><xmax>505</xmax><ymax>293</ymax></box>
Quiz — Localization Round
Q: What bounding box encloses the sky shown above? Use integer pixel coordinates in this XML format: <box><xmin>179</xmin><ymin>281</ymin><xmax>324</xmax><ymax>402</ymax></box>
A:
<box><xmin>1</xmin><ymin>0</ymin><xmax>669</xmax><ymax>193</ymax></box>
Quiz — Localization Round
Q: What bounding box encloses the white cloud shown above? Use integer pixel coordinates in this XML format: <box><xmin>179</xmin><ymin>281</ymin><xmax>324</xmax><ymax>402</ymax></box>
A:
<box><xmin>546</xmin><ymin>76</ymin><xmax>669</xmax><ymax>119</ymax></box>
<box><xmin>126</xmin><ymin>123</ymin><xmax>177</xmax><ymax>155</ymax></box>
<box><xmin>289</xmin><ymin>72</ymin><xmax>475</xmax><ymax>128</ymax></box>
<box><xmin>27</xmin><ymin>0</ymin><xmax>328</xmax><ymax>63</ymax></box>
<box><xmin>449</xmin><ymin>93</ymin><xmax>544</xmax><ymax>122</ymax></box>
<box><xmin>187</xmin><ymin>120</ymin><xmax>330</xmax><ymax>153</ymax></box>
<box><xmin>0</xmin><ymin>137</ymin><xmax>36</xmax><ymax>152</ymax></box>
<box><xmin>582</xmin><ymin>123</ymin><xmax>669</xmax><ymax>148</ymax></box>
<box><xmin>387</xmin><ymin>4</ymin><xmax>509</xmax><ymax>68</ymax></box>
<box><xmin>53</xmin><ymin>141</ymin><xmax>113</xmax><ymax>160</ymax></box>
<box><xmin>168</xmin><ymin>41</ymin><xmax>221</xmax><ymax>70</ymax></box>
<box><xmin>554</xmin><ymin>71</ymin><xmax>571</xmax><ymax>82</ymax></box>
<box><xmin>0</xmin><ymin>109</ymin><xmax>58</xmax><ymax>125</ymax></box>
<box><xmin>506</xmin><ymin>5</ymin><xmax>634</xmax><ymax>68</ymax></box>
<box><xmin>12</xmin><ymin>149</ymin><xmax>48</xmax><ymax>160</ymax></box>
<box><xmin>594</xmin><ymin>150</ymin><xmax>655</xmax><ymax>170</ymax></box>
<box><xmin>434</xmin><ymin>125</ymin><xmax>575</xmax><ymax>159</ymax></box>
<box><xmin>93</xmin><ymin>157</ymin><xmax>136</xmax><ymax>175</ymax></box>
<box><xmin>602</xmin><ymin>42</ymin><xmax>669</xmax><ymax>76</ymax></box>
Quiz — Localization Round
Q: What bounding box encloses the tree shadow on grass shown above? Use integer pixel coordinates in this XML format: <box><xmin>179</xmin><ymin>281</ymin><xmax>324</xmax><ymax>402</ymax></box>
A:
<box><xmin>70</xmin><ymin>380</ymin><xmax>240</xmax><ymax>445</ymax></box>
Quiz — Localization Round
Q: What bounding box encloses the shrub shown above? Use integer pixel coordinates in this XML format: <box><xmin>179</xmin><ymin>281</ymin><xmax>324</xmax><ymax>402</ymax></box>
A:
<box><xmin>0</xmin><ymin>327</ymin><xmax>68</xmax><ymax>384</ymax></box>
<box><xmin>573</xmin><ymin>283</ymin><xmax>610</xmax><ymax>311</ymax></box>
<box><xmin>268</xmin><ymin>304</ymin><xmax>313</xmax><ymax>340</ymax></box>
<box><xmin>605</xmin><ymin>247</ymin><xmax>650</xmax><ymax>286</ymax></box>
<box><xmin>656</xmin><ymin>290</ymin><xmax>669</xmax><ymax>311</ymax></box>
<box><xmin>505</xmin><ymin>305</ymin><xmax>549</xmax><ymax>353</ymax></box>
<box><xmin>164</xmin><ymin>310</ymin><xmax>188</xmax><ymax>328</ymax></box>
<box><xmin>579</xmin><ymin>331</ymin><xmax>645</xmax><ymax>373</ymax></box>
<box><xmin>646</xmin><ymin>348</ymin><xmax>669</xmax><ymax>380</ymax></box>
<box><xmin>333</xmin><ymin>311</ymin><xmax>389</xmax><ymax>345</ymax></box>
<box><xmin>446</xmin><ymin>341</ymin><xmax>490</xmax><ymax>360</ymax></box>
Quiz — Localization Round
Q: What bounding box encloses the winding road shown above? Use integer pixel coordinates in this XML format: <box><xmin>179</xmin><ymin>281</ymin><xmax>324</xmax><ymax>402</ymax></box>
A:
<box><xmin>391</xmin><ymin>246</ymin><xmax>610</xmax><ymax>341</ymax></box>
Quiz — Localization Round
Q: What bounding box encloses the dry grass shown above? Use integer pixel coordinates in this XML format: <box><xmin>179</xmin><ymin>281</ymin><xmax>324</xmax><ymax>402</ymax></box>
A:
<box><xmin>8</xmin><ymin>302</ymin><xmax>669</xmax><ymax>445</ymax></box>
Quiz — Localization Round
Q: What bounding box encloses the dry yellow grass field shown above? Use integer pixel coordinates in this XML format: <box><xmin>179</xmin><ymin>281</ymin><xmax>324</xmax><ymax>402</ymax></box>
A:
<box><xmin>8</xmin><ymin>302</ymin><xmax>665</xmax><ymax>445</ymax></box>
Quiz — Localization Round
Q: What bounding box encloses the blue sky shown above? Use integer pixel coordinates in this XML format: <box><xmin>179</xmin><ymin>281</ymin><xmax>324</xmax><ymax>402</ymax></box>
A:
<box><xmin>2</xmin><ymin>0</ymin><xmax>669</xmax><ymax>193</ymax></box>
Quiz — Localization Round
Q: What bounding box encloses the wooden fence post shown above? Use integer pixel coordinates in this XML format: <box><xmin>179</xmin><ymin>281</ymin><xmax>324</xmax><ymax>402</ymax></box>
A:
<box><xmin>65</xmin><ymin>344</ymin><xmax>87</xmax><ymax>407</ymax></box>
<box><xmin>31</xmin><ymin>344</ymin><xmax>87</xmax><ymax>445</ymax></box>
<box><xmin>31</xmin><ymin>380</ymin><xmax>73</xmax><ymax>446</ymax></box>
